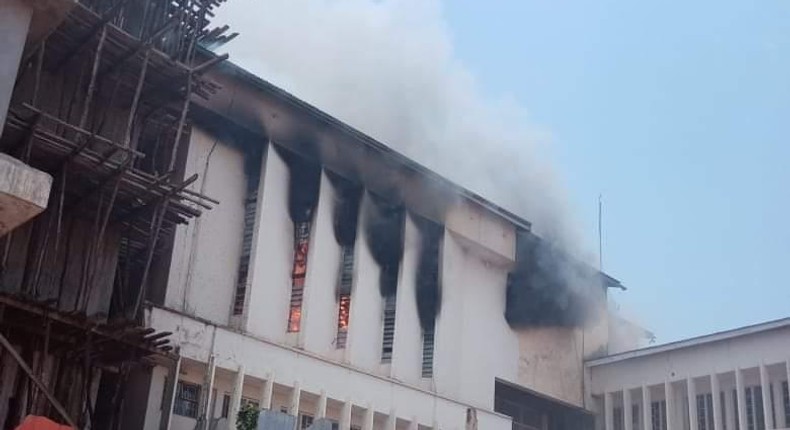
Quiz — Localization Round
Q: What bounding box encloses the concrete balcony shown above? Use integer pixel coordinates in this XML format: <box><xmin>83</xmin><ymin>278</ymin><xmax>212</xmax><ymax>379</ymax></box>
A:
<box><xmin>0</xmin><ymin>154</ymin><xmax>51</xmax><ymax>236</ymax></box>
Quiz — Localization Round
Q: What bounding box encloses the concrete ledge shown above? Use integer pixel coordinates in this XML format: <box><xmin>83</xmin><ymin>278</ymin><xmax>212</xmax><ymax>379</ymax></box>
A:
<box><xmin>0</xmin><ymin>154</ymin><xmax>52</xmax><ymax>236</ymax></box>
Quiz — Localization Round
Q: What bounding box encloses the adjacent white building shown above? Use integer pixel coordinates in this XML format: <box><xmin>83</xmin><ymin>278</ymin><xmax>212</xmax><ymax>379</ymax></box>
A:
<box><xmin>587</xmin><ymin>318</ymin><xmax>790</xmax><ymax>430</ymax></box>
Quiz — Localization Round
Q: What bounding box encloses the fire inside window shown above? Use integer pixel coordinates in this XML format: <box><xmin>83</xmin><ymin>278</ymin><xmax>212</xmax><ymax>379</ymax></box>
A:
<box><xmin>288</xmin><ymin>221</ymin><xmax>311</xmax><ymax>332</ymax></box>
<box><xmin>336</xmin><ymin>245</ymin><xmax>354</xmax><ymax>348</ymax></box>
<box><xmin>336</xmin><ymin>294</ymin><xmax>351</xmax><ymax>348</ymax></box>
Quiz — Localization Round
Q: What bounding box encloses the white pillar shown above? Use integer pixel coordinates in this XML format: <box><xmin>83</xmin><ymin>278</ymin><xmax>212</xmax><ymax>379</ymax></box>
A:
<box><xmin>200</xmin><ymin>356</ymin><xmax>217</xmax><ymax>423</ymax></box>
<box><xmin>624</xmin><ymin>388</ymin><xmax>633</xmax><ymax>430</ymax></box>
<box><xmin>385</xmin><ymin>409</ymin><xmax>397</xmax><ymax>430</ymax></box>
<box><xmin>711</xmin><ymin>373</ymin><xmax>722</xmax><ymax>430</ymax></box>
<box><xmin>408</xmin><ymin>417</ymin><xmax>418</xmax><ymax>430</ymax></box>
<box><xmin>605</xmin><ymin>392</ymin><xmax>614</xmax><ymax>430</ymax></box>
<box><xmin>736</xmin><ymin>368</ymin><xmax>747</xmax><ymax>430</ymax></box>
<box><xmin>340</xmin><ymin>399</ymin><xmax>353</xmax><ymax>430</ymax></box>
<box><xmin>161</xmin><ymin>356</ymin><xmax>182</xmax><ymax>430</ymax></box>
<box><xmin>288</xmin><ymin>380</ymin><xmax>301</xmax><ymax>416</ymax></box>
<box><xmin>260</xmin><ymin>372</ymin><xmax>274</xmax><ymax>410</ymax></box>
<box><xmin>0</xmin><ymin>0</ymin><xmax>33</xmax><ymax>139</ymax></box>
<box><xmin>760</xmin><ymin>364</ymin><xmax>774</xmax><ymax>430</ymax></box>
<box><xmin>227</xmin><ymin>365</ymin><xmax>246</xmax><ymax>430</ymax></box>
<box><xmin>362</xmin><ymin>404</ymin><xmax>374</xmax><ymax>430</ymax></box>
<box><xmin>688</xmin><ymin>378</ymin><xmax>699</xmax><ymax>430</ymax></box>
<box><xmin>772</xmin><ymin>377</ymin><xmax>786</xmax><ymax>429</ymax></box>
<box><xmin>315</xmin><ymin>390</ymin><xmax>327</xmax><ymax>419</ymax></box>
<box><xmin>724</xmin><ymin>384</ymin><xmax>735</xmax><ymax>430</ymax></box>
<box><xmin>665</xmin><ymin>381</ymin><xmax>674</xmax><ymax>430</ymax></box>
<box><xmin>642</xmin><ymin>385</ymin><xmax>652</xmax><ymax>430</ymax></box>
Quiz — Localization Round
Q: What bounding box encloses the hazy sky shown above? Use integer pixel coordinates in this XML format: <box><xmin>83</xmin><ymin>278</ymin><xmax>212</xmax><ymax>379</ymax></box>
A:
<box><xmin>218</xmin><ymin>0</ymin><xmax>790</xmax><ymax>344</ymax></box>
<box><xmin>441</xmin><ymin>1</ymin><xmax>790</xmax><ymax>343</ymax></box>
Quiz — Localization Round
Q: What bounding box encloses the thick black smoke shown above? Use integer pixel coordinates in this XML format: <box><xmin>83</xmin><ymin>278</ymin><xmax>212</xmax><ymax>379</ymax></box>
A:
<box><xmin>328</xmin><ymin>172</ymin><xmax>363</xmax><ymax>247</ymax></box>
<box><xmin>282</xmin><ymin>148</ymin><xmax>321</xmax><ymax>223</ymax></box>
<box><xmin>505</xmin><ymin>231</ymin><xmax>599</xmax><ymax>327</ymax></box>
<box><xmin>364</xmin><ymin>193</ymin><xmax>405</xmax><ymax>297</ymax></box>
<box><xmin>413</xmin><ymin>215</ymin><xmax>442</xmax><ymax>331</ymax></box>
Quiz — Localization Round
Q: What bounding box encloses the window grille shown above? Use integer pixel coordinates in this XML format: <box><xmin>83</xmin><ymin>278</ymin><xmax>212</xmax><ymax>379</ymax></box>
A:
<box><xmin>288</xmin><ymin>221</ymin><xmax>311</xmax><ymax>332</ymax></box>
<box><xmin>174</xmin><ymin>381</ymin><xmax>201</xmax><ymax>418</ymax></box>
<box><xmin>697</xmin><ymin>393</ymin><xmax>714</xmax><ymax>430</ymax></box>
<box><xmin>381</xmin><ymin>294</ymin><xmax>396</xmax><ymax>362</ymax></box>
<box><xmin>651</xmin><ymin>400</ymin><xmax>667</xmax><ymax>430</ymax></box>
<box><xmin>335</xmin><ymin>245</ymin><xmax>354</xmax><ymax>348</ymax></box>
<box><xmin>421</xmin><ymin>327</ymin><xmax>435</xmax><ymax>378</ymax></box>
<box><xmin>233</xmin><ymin>191</ymin><xmax>258</xmax><ymax>315</ymax></box>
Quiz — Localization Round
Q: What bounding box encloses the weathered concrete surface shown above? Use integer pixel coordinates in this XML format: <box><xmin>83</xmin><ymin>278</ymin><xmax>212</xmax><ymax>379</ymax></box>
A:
<box><xmin>0</xmin><ymin>154</ymin><xmax>52</xmax><ymax>236</ymax></box>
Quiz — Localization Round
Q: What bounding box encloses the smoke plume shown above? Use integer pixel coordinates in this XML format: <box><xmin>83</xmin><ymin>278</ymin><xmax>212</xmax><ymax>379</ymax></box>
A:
<box><xmin>505</xmin><ymin>231</ymin><xmax>601</xmax><ymax>327</ymax></box>
<box><xmin>214</xmin><ymin>0</ymin><xmax>578</xmax><ymax>245</ymax></box>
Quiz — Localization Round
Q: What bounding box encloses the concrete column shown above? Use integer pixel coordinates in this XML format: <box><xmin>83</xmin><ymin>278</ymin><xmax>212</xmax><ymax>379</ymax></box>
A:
<box><xmin>736</xmin><ymin>368</ymin><xmax>747</xmax><ymax>430</ymax></box>
<box><xmin>688</xmin><ymin>378</ymin><xmax>699</xmax><ymax>430</ymax></box>
<box><xmin>288</xmin><ymin>380</ymin><xmax>301</xmax><ymax>416</ymax></box>
<box><xmin>711</xmin><ymin>373</ymin><xmax>722</xmax><ymax>430</ymax></box>
<box><xmin>362</xmin><ymin>404</ymin><xmax>374</xmax><ymax>430</ymax></box>
<box><xmin>772</xmin><ymin>378</ymin><xmax>786</xmax><ymax>429</ymax></box>
<box><xmin>0</xmin><ymin>0</ymin><xmax>33</xmax><ymax>139</ymax></box>
<box><xmin>261</xmin><ymin>372</ymin><xmax>274</xmax><ymax>410</ymax></box>
<box><xmin>408</xmin><ymin>416</ymin><xmax>418</xmax><ymax>430</ymax></box>
<box><xmin>642</xmin><ymin>385</ymin><xmax>652</xmax><ymax>430</ymax></box>
<box><xmin>227</xmin><ymin>365</ymin><xmax>245</xmax><ymax>430</ymax></box>
<box><xmin>665</xmin><ymin>381</ymin><xmax>674</xmax><ymax>430</ymax></box>
<box><xmin>605</xmin><ymin>392</ymin><xmax>614</xmax><ymax>430</ymax></box>
<box><xmin>199</xmin><ymin>356</ymin><xmax>217</xmax><ymax>425</ymax></box>
<box><xmin>760</xmin><ymin>364</ymin><xmax>774</xmax><ymax>429</ymax></box>
<box><xmin>160</xmin><ymin>356</ymin><xmax>182</xmax><ymax>430</ymax></box>
<box><xmin>724</xmin><ymin>384</ymin><xmax>735</xmax><ymax>430</ymax></box>
<box><xmin>624</xmin><ymin>388</ymin><xmax>633</xmax><ymax>430</ymax></box>
<box><xmin>385</xmin><ymin>409</ymin><xmax>397</xmax><ymax>430</ymax></box>
<box><xmin>340</xmin><ymin>399</ymin><xmax>352</xmax><ymax>430</ymax></box>
<box><xmin>315</xmin><ymin>390</ymin><xmax>327</xmax><ymax>419</ymax></box>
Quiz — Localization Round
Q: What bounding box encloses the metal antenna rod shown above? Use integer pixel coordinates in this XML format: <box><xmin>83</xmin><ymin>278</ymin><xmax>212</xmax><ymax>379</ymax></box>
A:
<box><xmin>598</xmin><ymin>194</ymin><xmax>603</xmax><ymax>271</ymax></box>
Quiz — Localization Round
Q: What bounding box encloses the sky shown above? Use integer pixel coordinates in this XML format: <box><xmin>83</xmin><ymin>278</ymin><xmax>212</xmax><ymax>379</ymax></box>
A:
<box><xmin>217</xmin><ymin>0</ymin><xmax>790</xmax><ymax>344</ymax></box>
<box><xmin>440</xmin><ymin>1</ymin><xmax>790</xmax><ymax>343</ymax></box>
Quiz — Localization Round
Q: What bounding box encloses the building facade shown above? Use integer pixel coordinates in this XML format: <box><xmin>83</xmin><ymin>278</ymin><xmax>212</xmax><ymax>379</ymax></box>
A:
<box><xmin>0</xmin><ymin>2</ymin><xmax>632</xmax><ymax>429</ymax></box>
<box><xmin>587</xmin><ymin>318</ymin><xmax>790</xmax><ymax>430</ymax></box>
<box><xmin>129</xmin><ymin>56</ymin><xmax>623</xmax><ymax>430</ymax></box>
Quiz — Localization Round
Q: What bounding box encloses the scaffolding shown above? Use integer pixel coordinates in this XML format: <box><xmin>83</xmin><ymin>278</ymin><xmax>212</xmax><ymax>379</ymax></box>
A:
<box><xmin>0</xmin><ymin>0</ymin><xmax>232</xmax><ymax>427</ymax></box>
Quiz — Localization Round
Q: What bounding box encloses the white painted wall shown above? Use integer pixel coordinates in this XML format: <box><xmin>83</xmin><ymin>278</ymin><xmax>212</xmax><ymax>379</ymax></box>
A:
<box><xmin>148</xmin><ymin>306</ymin><xmax>513</xmax><ymax>430</ymax></box>
<box><xmin>0</xmin><ymin>0</ymin><xmax>32</xmax><ymax>138</ymax></box>
<box><xmin>165</xmin><ymin>127</ymin><xmax>246</xmax><ymax>325</ymax></box>
<box><xmin>346</xmin><ymin>192</ymin><xmax>389</xmax><ymax>374</ymax></box>
<box><xmin>588</xmin><ymin>325</ymin><xmax>790</xmax><ymax>394</ymax></box>
<box><xmin>391</xmin><ymin>214</ymin><xmax>423</xmax><ymax>387</ymax></box>
<box><xmin>301</xmin><ymin>171</ymin><xmax>343</xmax><ymax>356</ymax></box>
<box><xmin>435</xmin><ymin>231</ymin><xmax>520</xmax><ymax>410</ymax></box>
<box><xmin>244</xmin><ymin>144</ymin><xmax>293</xmax><ymax>340</ymax></box>
<box><xmin>516</xmin><ymin>327</ymin><xmax>584</xmax><ymax>406</ymax></box>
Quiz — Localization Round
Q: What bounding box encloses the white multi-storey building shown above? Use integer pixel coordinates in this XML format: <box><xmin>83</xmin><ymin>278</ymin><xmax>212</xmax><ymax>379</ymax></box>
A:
<box><xmin>123</xmin><ymin>57</ymin><xmax>624</xmax><ymax>430</ymax></box>
<box><xmin>587</xmin><ymin>318</ymin><xmax>790</xmax><ymax>430</ymax></box>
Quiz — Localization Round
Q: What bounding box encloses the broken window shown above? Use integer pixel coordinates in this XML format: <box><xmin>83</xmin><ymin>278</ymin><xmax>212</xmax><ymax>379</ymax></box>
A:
<box><xmin>282</xmin><ymin>148</ymin><xmax>321</xmax><ymax>333</ymax></box>
<box><xmin>364</xmin><ymin>194</ymin><xmax>404</xmax><ymax>363</ymax></box>
<box><xmin>328</xmin><ymin>172</ymin><xmax>362</xmax><ymax>349</ymax></box>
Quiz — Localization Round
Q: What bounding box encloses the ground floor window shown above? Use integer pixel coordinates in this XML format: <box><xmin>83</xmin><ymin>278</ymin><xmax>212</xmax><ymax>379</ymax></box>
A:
<box><xmin>174</xmin><ymin>381</ymin><xmax>201</xmax><ymax>418</ymax></box>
